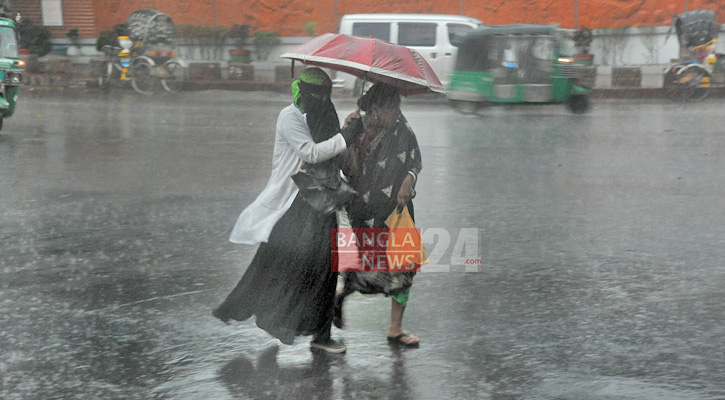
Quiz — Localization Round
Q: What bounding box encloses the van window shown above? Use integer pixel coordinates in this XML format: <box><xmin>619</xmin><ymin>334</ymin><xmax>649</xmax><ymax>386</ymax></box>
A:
<box><xmin>448</xmin><ymin>23</ymin><xmax>475</xmax><ymax>47</ymax></box>
<box><xmin>352</xmin><ymin>23</ymin><xmax>390</xmax><ymax>41</ymax></box>
<box><xmin>398</xmin><ymin>23</ymin><xmax>436</xmax><ymax>47</ymax></box>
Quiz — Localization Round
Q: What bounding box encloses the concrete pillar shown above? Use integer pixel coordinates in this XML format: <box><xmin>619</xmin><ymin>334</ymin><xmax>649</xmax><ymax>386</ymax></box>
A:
<box><xmin>640</xmin><ymin>66</ymin><xmax>665</xmax><ymax>88</ymax></box>
<box><xmin>595</xmin><ymin>66</ymin><xmax>612</xmax><ymax>88</ymax></box>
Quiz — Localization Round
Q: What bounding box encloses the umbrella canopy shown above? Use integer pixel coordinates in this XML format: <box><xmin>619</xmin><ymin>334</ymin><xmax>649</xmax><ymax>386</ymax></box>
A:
<box><xmin>280</xmin><ymin>33</ymin><xmax>445</xmax><ymax>95</ymax></box>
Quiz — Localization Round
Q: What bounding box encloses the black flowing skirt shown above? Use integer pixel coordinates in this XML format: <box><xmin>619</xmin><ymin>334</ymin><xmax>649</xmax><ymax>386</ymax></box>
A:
<box><xmin>342</xmin><ymin>201</ymin><xmax>416</xmax><ymax>297</ymax></box>
<box><xmin>213</xmin><ymin>195</ymin><xmax>337</xmax><ymax>345</ymax></box>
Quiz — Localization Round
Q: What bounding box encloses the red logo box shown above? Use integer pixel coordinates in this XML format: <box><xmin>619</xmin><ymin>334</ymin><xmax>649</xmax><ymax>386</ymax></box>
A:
<box><xmin>331</xmin><ymin>228</ymin><xmax>423</xmax><ymax>272</ymax></box>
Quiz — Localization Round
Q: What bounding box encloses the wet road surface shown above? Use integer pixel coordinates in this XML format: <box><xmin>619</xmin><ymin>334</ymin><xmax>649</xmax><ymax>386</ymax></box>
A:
<box><xmin>1</xmin><ymin>89</ymin><xmax>724</xmax><ymax>399</ymax></box>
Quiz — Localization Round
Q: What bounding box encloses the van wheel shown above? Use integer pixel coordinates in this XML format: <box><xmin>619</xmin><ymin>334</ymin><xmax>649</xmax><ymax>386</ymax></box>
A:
<box><xmin>567</xmin><ymin>95</ymin><xmax>590</xmax><ymax>114</ymax></box>
<box><xmin>452</xmin><ymin>100</ymin><xmax>481</xmax><ymax>115</ymax></box>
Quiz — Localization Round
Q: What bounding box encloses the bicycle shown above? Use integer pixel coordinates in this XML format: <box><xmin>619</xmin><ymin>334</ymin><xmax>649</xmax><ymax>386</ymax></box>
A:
<box><xmin>98</xmin><ymin>38</ymin><xmax>187</xmax><ymax>95</ymax></box>
<box><xmin>662</xmin><ymin>10</ymin><xmax>724</xmax><ymax>103</ymax></box>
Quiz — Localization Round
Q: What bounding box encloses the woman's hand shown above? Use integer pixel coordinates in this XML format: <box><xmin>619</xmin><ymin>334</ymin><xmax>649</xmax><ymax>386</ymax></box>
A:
<box><xmin>342</xmin><ymin>110</ymin><xmax>361</xmax><ymax>130</ymax></box>
<box><xmin>342</xmin><ymin>147</ymin><xmax>360</xmax><ymax>178</ymax></box>
<box><xmin>341</xmin><ymin>110</ymin><xmax>363</xmax><ymax>146</ymax></box>
<box><xmin>396</xmin><ymin>174</ymin><xmax>415</xmax><ymax>213</ymax></box>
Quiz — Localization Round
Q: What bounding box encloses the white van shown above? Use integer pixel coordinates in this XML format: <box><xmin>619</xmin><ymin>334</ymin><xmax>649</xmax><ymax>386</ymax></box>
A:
<box><xmin>337</xmin><ymin>13</ymin><xmax>484</xmax><ymax>93</ymax></box>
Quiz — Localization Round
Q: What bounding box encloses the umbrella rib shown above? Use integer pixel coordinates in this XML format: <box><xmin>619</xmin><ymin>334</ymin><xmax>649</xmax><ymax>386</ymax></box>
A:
<box><xmin>279</xmin><ymin>54</ymin><xmax>374</xmax><ymax>73</ymax></box>
<box><xmin>367</xmin><ymin>67</ymin><xmax>438</xmax><ymax>88</ymax></box>
<box><xmin>281</xmin><ymin>54</ymin><xmax>443</xmax><ymax>90</ymax></box>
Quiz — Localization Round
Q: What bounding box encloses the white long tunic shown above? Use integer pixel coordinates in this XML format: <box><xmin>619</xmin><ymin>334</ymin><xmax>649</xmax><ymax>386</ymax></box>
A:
<box><xmin>229</xmin><ymin>104</ymin><xmax>348</xmax><ymax>244</ymax></box>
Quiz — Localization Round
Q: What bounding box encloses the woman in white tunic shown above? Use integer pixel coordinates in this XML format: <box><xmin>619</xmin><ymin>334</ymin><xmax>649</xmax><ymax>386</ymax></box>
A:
<box><xmin>213</xmin><ymin>68</ymin><xmax>361</xmax><ymax>354</ymax></box>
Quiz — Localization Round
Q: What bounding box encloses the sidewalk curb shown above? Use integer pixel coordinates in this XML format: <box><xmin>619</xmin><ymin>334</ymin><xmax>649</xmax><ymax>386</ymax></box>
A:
<box><xmin>21</xmin><ymin>73</ymin><xmax>725</xmax><ymax>100</ymax></box>
<box><xmin>20</xmin><ymin>54</ymin><xmax>725</xmax><ymax>100</ymax></box>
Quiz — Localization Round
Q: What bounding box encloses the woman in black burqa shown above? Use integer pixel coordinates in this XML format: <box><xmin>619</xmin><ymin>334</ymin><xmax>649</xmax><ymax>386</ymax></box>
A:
<box><xmin>213</xmin><ymin>67</ymin><xmax>361</xmax><ymax>353</ymax></box>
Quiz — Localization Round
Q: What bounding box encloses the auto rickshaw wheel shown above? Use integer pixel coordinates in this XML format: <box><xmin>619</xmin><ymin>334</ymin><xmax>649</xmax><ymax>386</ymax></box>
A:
<box><xmin>664</xmin><ymin>67</ymin><xmax>682</xmax><ymax>101</ymax></box>
<box><xmin>678</xmin><ymin>67</ymin><xmax>710</xmax><ymax>102</ymax></box>
<box><xmin>451</xmin><ymin>100</ymin><xmax>482</xmax><ymax>115</ymax></box>
<box><xmin>131</xmin><ymin>60</ymin><xmax>156</xmax><ymax>95</ymax></box>
<box><xmin>567</xmin><ymin>95</ymin><xmax>590</xmax><ymax>114</ymax></box>
<box><xmin>665</xmin><ymin>65</ymin><xmax>711</xmax><ymax>102</ymax></box>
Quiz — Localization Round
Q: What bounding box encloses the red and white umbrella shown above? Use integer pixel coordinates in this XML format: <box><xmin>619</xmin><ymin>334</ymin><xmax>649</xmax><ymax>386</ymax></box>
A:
<box><xmin>280</xmin><ymin>33</ymin><xmax>445</xmax><ymax>96</ymax></box>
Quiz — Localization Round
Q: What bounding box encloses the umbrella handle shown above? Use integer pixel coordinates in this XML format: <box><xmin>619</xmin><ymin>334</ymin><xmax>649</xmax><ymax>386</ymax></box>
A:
<box><xmin>291</xmin><ymin>60</ymin><xmax>295</xmax><ymax>79</ymax></box>
<box><xmin>357</xmin><ymin>73</ymin><xmax>369</xmax><ymax>104</ymax></box>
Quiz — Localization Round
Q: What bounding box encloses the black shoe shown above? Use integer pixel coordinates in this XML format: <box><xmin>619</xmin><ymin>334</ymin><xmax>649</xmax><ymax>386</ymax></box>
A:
<box><xmin>212</xmin><ymin>308</ymin><xmax>230</xmax><ymax>324</ymax></box>
<box><xmin>310</xmin><ymin>338</ymin><xmax>347</xmax><ymax>354</ymax></box>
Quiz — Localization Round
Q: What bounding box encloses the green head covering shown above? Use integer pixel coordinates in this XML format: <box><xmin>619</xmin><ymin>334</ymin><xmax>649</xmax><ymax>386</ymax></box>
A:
<box><xmin>292</xmin><ymin>67</ymin><xmax>332</xmax><ymax>111</ymax></box>
<box><xmin>300</xmin><ymin>67</ymin><xmax>332</xmax><ymax>85</ymax></box>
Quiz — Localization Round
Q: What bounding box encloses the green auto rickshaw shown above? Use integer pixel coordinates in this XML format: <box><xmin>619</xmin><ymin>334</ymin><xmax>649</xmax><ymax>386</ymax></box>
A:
<box><xmin>447</xmin><ymin>24</ymin><xmax>591</xmax><ymax>114</ymax></box>
<box><xmin>0</xmin><ymin>15</ymin><xmax>23</xmax><ymax>130</ymax></box>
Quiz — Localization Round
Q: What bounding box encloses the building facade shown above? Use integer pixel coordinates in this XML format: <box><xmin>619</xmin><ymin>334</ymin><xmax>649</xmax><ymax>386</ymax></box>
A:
<box><xmin>12</xmin><ymin>0</ymin><xmax>724</xmax><ymax>39</ymax></box>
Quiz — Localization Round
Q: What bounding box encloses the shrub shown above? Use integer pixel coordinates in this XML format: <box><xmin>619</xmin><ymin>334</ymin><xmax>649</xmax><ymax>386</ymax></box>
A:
<box><xmin>66</xmin><ymin>28</ymin><xmax>82</xmax><ymax>48</ymax></box>
<box><xmin>19</xmin><ymin>23</ymin><xmax>52</xmax><ymax>57</ymax></box>
<box><xmin>253</xmin><ymin>30</ymin><xmax>280</xmax><ymax>61</ymax></box>
<box><xmin>96</xmin><ymin>23</ymin><xmax>129</xmax><ymax>51</ymax></box>
<box><xmin>573</xmin><ymin>27</ymin><xmax>593</xmax><ymax>55</ymax></box>
<box><xmin>96</xmin><ymin>30</ymin><xmax>114</xmax><ymax>51</ymax></box>
<box><xmin>304</xmin><ymin>21</ymin><xmax>317</xmax><ymax>37</ymax></box>
<box><xmin>227</xmin><ymin>24</ymin><xmax>250</xmax><ymax>49</ymax></box>
<box><xmin>175</xmin><ymin>24</ymin><xmax>229</xmax><ymax>60</ymax></box>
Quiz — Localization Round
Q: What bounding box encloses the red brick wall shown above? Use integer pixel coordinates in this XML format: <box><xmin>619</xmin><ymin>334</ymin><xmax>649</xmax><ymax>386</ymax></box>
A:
<box><xmin>13</xmin><ymin>1</ymin><xmax>42</xmax><ymax>27</ymax></box>
<box><xmin>14</xmin><ymin>0</ymin><xmax>96</xmax><ymax>38</ymax></box>
<box><xmin>13</xmin><ymin>0</ymin><xmax>725</xmax><ymax>39</ymax></box>
<box><xmin>57</xmin><ymin>0</ymin><xmax>95</xmax><ymax>38</ymax></box>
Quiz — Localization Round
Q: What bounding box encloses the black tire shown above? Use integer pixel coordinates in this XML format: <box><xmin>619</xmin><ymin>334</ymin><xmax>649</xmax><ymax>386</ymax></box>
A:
<box><xmin>663</xmin><ymin>68</ymin><xmax>682</xmax><ymax>101</ymax></box>
<box><xmin>451</xmin><ymin>100</ymin><xmax>482</xmax><ymax>115</ymax></box>
<box><xmin>567</xmin><ymin>95</ymin><xmax>590</xmax><ymax>114</ymax></box>
<box><xmin>98</xmin><ymin>61</ymin><xmax>113</xmax><ymax>89</ymax></box>
<box><xmin>678</xmin><ymin>67</ymin><xmax>710</xmax><ymax>102</ymax></box>
<box><xmin>130</xmin><ymin>60</ymin><xmax>155</xmax><ymax>95</ymax></box>
<box><xmin>160</xmin><ymin>60</ymin><xmax>186</xmax><ymax>93</ymax></box>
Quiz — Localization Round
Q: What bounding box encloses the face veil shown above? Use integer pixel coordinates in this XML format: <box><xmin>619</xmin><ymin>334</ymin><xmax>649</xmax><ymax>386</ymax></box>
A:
<box><xmin>297</xmin><ymin>80</ymin><xmax>339</xmax><ymax>143</ymax></box>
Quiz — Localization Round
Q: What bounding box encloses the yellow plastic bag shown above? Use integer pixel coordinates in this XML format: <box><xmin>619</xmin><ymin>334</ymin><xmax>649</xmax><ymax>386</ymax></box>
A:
<box><xmin>384</xmin><ymin>206</ymin><xmax>429</xmax><ymax>273</ymax></box>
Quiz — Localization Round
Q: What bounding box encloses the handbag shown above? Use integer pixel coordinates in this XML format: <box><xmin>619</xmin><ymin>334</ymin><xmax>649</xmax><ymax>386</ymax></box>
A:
<box><xmin>384</xmin><ymin>205</ymin><xmax>429</xmax><ymax>273</ymax></box>
<box><xmin>291</xmin><ymin>163</ymin><xmax>357</xmax><ymax>215</ymax></box>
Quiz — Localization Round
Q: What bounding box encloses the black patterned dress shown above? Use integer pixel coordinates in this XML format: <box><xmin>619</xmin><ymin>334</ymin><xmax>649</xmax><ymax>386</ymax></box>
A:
<box><xmin>343</xmin><ymin>113</ymin><xmax>422</xmax><ymax>301</ymax></box>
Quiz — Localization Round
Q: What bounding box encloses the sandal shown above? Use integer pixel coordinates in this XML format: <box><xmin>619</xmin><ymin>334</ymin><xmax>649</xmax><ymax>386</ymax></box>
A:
<box><xmin>387</xmin><ymin>332</ymin><xmax>420</xmax><ymax>347</ymax></box>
